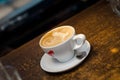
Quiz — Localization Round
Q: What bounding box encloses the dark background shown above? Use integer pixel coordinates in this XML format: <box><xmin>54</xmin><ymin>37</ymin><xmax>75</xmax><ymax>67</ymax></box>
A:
<box><xmin>0</xmin><ymin>0</ymin><xmax>99</xmax><ymax>56</ymax></box>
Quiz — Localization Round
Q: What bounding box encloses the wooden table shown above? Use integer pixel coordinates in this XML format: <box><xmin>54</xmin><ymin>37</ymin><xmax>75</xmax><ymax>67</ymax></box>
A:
<box><xmin>0</xmin><ymin>1</ymin><xmax>120</xmax><ymax>80</ymax></box>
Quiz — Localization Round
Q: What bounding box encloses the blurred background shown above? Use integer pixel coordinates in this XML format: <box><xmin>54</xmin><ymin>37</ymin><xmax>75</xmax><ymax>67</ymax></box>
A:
<box><xmin>0</xmin><ymin>0</ymin><xmax>99</xmax><ymax>56</ymax></box>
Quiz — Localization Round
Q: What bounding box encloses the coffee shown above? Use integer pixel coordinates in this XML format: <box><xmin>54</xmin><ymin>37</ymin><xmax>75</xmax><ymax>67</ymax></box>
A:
<box><xmin>40</xmin><ymin>26</ymin><xmax>74</xmax><ymax>47</ymax></box>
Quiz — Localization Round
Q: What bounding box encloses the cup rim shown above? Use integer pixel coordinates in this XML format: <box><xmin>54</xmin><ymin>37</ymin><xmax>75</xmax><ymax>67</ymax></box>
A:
<box><xmin>39</xmin><ymin>25</ymin><xmax>75</xmax><ymax>49</ymax></box>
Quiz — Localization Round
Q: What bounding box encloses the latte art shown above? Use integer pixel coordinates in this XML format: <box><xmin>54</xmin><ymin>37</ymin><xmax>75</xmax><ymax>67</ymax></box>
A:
<box><xmin>53</xmin><ymin>32</ymin><xmax>69</xmax><ymax>41</ymax></box>
<box><xmin>40</xmin><ymin>26</ymin><xmax>74</xmax><ymax>47</ymax></box>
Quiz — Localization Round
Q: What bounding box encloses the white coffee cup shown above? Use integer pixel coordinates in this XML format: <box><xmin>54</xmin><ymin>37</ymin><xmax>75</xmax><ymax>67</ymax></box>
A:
<box><xmin>39</xmin><ymin>25</ymin><xmax>86</xmax><ymax>62</ymax></box>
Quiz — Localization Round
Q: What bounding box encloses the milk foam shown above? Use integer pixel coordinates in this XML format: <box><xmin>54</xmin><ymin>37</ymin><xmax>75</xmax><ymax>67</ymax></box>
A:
<box><xmin>53</xmin><ymin>32</ymin><xmax>69</xmax><ymax>41</ymax></box>
<box><xmin>41</xmin><ymin>26</ymin><xmax>74</xmax><ymax>47</ymax></box>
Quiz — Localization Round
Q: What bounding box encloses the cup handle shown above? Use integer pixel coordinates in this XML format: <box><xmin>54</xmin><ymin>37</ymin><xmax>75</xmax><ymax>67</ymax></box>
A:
<box><xmin>73</xmin><ymin>34</ymin><xmax>86</xmax><ymax>50</ymax></box>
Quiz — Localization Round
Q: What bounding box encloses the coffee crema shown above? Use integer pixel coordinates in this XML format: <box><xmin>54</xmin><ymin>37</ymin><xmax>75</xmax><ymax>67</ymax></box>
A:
<box><xmin>40</xmin><ymin>26</ymin><xmax>74</xmax><ymax>47</ymax></box>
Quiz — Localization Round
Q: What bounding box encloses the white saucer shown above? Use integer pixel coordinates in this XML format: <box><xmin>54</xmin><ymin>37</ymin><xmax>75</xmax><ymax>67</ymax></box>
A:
<box><xmin>40</xmin><ymin>40</ymin><xmax>91</xmax><ymax>73</ymax></box>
